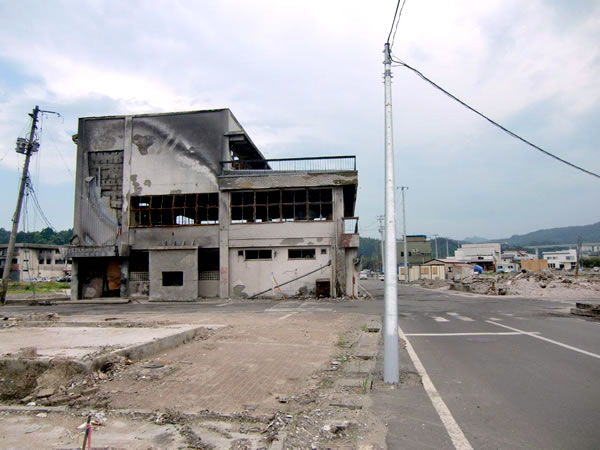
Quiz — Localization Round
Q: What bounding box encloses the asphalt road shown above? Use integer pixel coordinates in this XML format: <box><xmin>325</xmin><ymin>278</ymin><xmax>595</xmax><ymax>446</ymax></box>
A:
<box><xmin>2</xmin><ymin>282</ymin><xmax>599</xmax><ymax>449</ymax></box>
<box><xmin>363</xmin><ymin>279</ymin><xmax>600</xmax><ymax>450</ymax></box>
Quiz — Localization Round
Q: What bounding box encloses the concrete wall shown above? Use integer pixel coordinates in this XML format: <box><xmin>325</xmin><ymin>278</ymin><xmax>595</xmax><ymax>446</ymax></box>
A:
<box><xmin>228</xmin><ymin>246</ymin><xmax>332</xmax><ymax>298</ymax></box>
<box><xmin>149</xmin><ymin>248</ymin><xmax>198</xmax><ymax>301</ymax></box>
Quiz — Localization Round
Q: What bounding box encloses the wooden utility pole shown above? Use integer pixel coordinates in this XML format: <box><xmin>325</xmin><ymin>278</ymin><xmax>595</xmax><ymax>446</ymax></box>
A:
<box><xmin>0</xmin><ymin>106</ymin><xmax>40</xmax><ymax>304</ymax></box>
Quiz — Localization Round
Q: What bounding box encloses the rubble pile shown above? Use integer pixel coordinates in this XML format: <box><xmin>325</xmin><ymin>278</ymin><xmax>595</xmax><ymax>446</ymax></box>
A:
<box><xmin>445</xmin><ymin>271</ymin><xmax>600</xmax><ymax>298</ymax></box>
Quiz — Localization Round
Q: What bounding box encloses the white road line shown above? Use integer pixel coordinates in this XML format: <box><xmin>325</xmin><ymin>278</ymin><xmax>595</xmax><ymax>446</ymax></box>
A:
<box><xmin>398</xmin><ymin>325</ymin><xmax>474</xmax><ymax>450</ymax></box>
<box><xmin>216</xmin><ymin>303</ymin><xmax>230</xmax><ymax>307</ymax></box>
<box><xmin>488</xmin><ymin>317</ymin><xmax>502</xmax><ymax>321</ymax></box>
<box><xmin>405</xmin><ymin>332</ymin><xmax>540</xmax><ymax>337</ymax></box>
<box><xmin>432</xmin><ymin>316</ymin><xmax>450</xmax><ymax>322</ymax></box>
<box><xmin>447</xmin><ymin>312</ymin><xmax>474</xmax><ymax>322</ymax></box>
<box><xmin>486</xmin><ymin>321</ymin><xmax>600</xmax><ymax>360</ymax></box>
<box><xmin>278</xmin><ymin>312</ymin><xmax>298</xmax><ymax>320</ymax></box>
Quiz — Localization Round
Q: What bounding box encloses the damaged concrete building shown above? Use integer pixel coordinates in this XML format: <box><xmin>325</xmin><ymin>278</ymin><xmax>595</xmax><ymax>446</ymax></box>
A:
<box><xmin>67</xmin><ymin>109</ymin><xmax>359</xmax><ymax>301</ymax></box>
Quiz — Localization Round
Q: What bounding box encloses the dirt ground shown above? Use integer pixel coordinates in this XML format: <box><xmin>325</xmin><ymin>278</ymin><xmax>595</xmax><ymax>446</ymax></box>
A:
<box><xmin>0</xmin><ymin>310</ymin><xmax>387</xmax><ymax>449</ymax></box>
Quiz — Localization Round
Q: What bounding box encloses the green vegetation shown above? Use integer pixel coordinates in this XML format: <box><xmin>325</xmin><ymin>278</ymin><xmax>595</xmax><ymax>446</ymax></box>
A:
<box><xmin>581</xmin><ymin>257</ymin><xmax>600</xmax><ymax>268</ymax></box>
<box><xmin>336</xmin><ymin>332</ymin><xmax>347</xmax><ymax>346</ymax></box>
<box><xmin>360</xmin><ymin>324</ymin><xmax>368</xmax><ymax>332</ymax></box>
<box><xmin>361</xmin><ymin>376</ymin><xmax>370</xmax><ymax>394</ymax></box>
<box><xmin>0</xmin><ymin>227</ymin><xmax>73</xmax><ymax>245</ymax></box>
<box><xmin>7</xmin><ymin>281</ymin><xmax>70</xmax><ymax>294</ymax></box>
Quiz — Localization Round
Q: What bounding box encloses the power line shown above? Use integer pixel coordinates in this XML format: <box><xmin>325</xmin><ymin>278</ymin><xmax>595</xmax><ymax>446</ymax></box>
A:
<box><xmin>392</xmin><ymin>58</ymin><xmax>600</xmax><ymax>180</ymax></box>
<box><xmin>386</xmin><ymin>0</ymin><xmax>402</xmax><ymax>44</ymax></box>
<box><xmin>390</xmin><ymin>0</ymin><xmax>407</xmax><ymax>50</ymax></box>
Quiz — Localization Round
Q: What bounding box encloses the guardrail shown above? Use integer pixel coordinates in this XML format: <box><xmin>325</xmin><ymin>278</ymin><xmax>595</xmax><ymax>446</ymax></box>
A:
<box><xmin>221</xmin><ymin>156</ymin><xmax>356</xmax><ymax>174</ymax></box>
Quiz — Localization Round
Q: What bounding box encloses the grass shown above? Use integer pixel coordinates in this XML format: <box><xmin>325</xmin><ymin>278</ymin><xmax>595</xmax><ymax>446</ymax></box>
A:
<box><xmin>360</xmin><ymin>324</ymin><xmax>368</xmax><ymax>332</ymax></box>
<box><xmin>361</xmin><ymin>376</ymin><xmax>370</xmax><ymax>394</ymax></box>
<box><xmin>7</xmin><ymin>281</ymin><xmax>70</xmax><ymax>294</ymax></box>
<box><xmin>336</xmin><ymin>332</ymin><xmax>347</xmax><ymax>346</ymax></box>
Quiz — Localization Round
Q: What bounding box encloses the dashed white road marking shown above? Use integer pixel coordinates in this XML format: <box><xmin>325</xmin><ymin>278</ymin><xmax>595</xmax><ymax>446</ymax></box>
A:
<box><xmin>488</xmin><ymin>317</ymin><xmax>502</xmax><ymax>321</ymax></box>
<box><xmin>447</xmin><ymin>312</ymin><xmax>474</xmax><ymax>322</ymax></box>
<box><xmin>405</xmin><ymin>331</ymin><xmax>540</xmax><ymax>337</ymax></box>
<box><xmin>278</xmin><ymin>312</ymin><xmax>298</xmax><ymax>320</ymax></box>
<box><xmin>486</xmin><ymin>321</ymin><xmax>600</xmax><ymax>360</ymax></box>
<box><xmin>216</xmin><ymin>303</ymin><xmax>230</xmax><ymax>307</ymax></box>
<box><xmin>433</xmin><ymin>316</ymin><xmax>450</xmax><ymax>322</ymax></box>
<box><xmin>398</xmin><ymin>325</ymin><xmax>474</xmax><ymax>450</ymax></box>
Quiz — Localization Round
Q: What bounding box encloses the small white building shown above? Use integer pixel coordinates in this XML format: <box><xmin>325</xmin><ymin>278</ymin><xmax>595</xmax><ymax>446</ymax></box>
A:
<box><xmin>454</xmin><ymin>243</ymin><xmax>501</xmax><ymax>271</ymax></box>
<box><xmin>543</xmin><ymin>249</ymin><xmax>577</xmax><ymax>270</ymax></box>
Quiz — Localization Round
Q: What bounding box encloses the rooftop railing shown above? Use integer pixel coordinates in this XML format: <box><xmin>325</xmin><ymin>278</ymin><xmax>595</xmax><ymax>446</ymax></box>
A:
<box><xmin>221</xmin><ymin>156</ymin><xmax>356</xmax><ymax>175</ymax></box>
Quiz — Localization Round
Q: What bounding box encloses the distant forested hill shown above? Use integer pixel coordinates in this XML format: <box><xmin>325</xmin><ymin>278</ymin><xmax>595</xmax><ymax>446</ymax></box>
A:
<box><xmin>491</xmin><ymin>222</ymin><xmax>600</xmax><ymax>246</ymax></box>
<box><xmin>0</xmin><ymin>227</ymin><xmax>73</xmax><ymax>245</ymax></box>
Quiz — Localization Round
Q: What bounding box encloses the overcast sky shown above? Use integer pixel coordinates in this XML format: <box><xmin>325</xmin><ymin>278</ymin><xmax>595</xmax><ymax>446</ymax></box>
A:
<box><xmin>0</xmin><ymin>0</ymin><xmax>598</xmax><ymax>241</ymax></box>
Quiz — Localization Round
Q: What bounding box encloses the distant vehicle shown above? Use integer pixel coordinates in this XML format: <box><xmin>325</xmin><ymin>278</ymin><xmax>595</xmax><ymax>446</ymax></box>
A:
<box><xmin>593</xmin><ymin>267</ymin><xmax>600</xmax><ymax>272</ymax></box>
<box><xmin>359</xmin><ymin>270</ymin><xmax>368</xmax><ymax>280</ymax></box>
<box><xmin>378</xmin><ymin>273</ymin><xmax>385</xmax><ymax>281</ymax></box>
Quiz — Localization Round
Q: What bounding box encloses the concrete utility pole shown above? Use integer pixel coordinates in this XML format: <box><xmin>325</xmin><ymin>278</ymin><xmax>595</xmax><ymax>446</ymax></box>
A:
<box><xmin>575</xmin><ymin>236</ymin><xmax>582</xmax><ymax>278</ymax></box>
<box><xmin>377</xmin><ymin>215</ymin><xmax>385</xmax><ymax>273</ymax></box>
<box><xmin>383</xmin><ymin>43</ymin><xmax>399</xmax><ymax>384</ymax></box>
<box><xmin>0</xmin><ymin>106</ymin><xmax>40</xmax><ymax>304</ymax></box>
<box><xmin>400</xmin><ymin>186</ymin><xmax>409</xmax><ymax>282</ymax></box>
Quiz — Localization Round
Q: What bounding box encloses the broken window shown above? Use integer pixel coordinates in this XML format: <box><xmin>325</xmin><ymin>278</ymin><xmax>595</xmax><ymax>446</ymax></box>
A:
<box><xmin>288</xmin><ymin>249</ymin><xmax>316</xmax><ymax>260</ymax></box>
<box><xmin>244</xmin><ymin>249</ymin><xmax>272</xmax><ymax>260</ymax></box>
<box><xmin>130</xmin><ymin>193</ymin><xmax>219</xmax><ymax>227</ymax></box>
<box><xmin>162</xmin><ymin>271</ymin><xmax>183</xmax><ymax>286</ymax></box>
<box><xmin>231</xmin><ymin>188</ymin><xmax>333</xmax><ymax>223</ymax></box>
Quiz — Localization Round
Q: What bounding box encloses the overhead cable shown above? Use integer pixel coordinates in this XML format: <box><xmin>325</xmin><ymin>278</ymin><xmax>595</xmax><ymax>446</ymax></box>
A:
<box><xmin>392</xmin><ymin>58</ymin><xmax>600</xmax><ymax>179</ymax></box>
<box><xmin>386</xmin><ymin>0</ymin><xmax>402</xmax><ymax>44</ymax></box>
<box><xmin>390</xmin><ymin>0</ymin><xmax>407</xmax><ymax>50</ymax></box>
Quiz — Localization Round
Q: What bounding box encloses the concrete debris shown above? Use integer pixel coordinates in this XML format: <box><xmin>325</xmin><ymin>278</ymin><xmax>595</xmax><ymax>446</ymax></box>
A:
<box><xmin>412</xmin><ymin>271</ymin><xmax>600</xmax><ymax>298</ymax></box>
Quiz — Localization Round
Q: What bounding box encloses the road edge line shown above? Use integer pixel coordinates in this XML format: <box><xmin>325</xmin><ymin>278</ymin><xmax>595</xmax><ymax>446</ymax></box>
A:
<box><xmin>398</xmin><ymin>324</ymin><xmax>473</xmax><ymax>450</ymax></box>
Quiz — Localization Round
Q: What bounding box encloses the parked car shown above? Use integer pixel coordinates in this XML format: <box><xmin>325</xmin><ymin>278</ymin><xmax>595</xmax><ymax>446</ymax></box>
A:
<box><xmin>359</xmin><ymin>270</ymin><xmax>368</xmax><ymax>280</ymax></box>
<box><xmin>378</xmin><ymin>273</ymin><xmax>385</xmax><ymax>281</ymax></box>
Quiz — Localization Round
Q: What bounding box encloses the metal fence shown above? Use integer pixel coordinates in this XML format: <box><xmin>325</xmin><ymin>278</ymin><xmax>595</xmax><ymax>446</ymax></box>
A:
<box><xmin>221</xmin><ymin>156</ymin><xmax>356</xmax><ymax>174</ymax></box>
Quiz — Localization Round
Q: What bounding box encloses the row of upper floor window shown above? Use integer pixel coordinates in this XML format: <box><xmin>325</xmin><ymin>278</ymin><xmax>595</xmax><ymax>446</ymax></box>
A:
<box><xmin>129</xmin><ymin>188</ymin><xmax>335</xmax><ymax>228</ymax></box>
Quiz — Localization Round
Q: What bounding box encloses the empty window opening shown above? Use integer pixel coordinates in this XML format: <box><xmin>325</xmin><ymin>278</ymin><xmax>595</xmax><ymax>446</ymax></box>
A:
<box><xmin>231</xmin><ymin>188</ymin><xmax>333</xmax><ymax>223</ymax></box>
<box><xmin>244</xmin><ymin>249</ymin><xmax>272</xmax><ymax>260</ymax></box>
<box><xmin>321</xmin><ymin>249</ymin><xmax>327</xmax><ymax>255</ymax></box>
<box><xmin>288</xmin><ymin>249</ymin><xmax>316</xmax><ymax>260</ymax></box>
<box><xmin>131</xmin><ymin>193</ymin><xmax>218</xmax><ymax>227</ymax></box>
<box><xmin>162</xmin><ymin>271</ymin><xmax>183</xmax><ymax>286</ymax></box>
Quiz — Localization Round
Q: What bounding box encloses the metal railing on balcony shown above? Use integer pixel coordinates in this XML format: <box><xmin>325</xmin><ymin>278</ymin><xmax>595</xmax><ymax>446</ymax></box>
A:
<box><xmin>221</xmin><ymin>156</ymin><xmax>356</xmax><ymax>175</ymax></box>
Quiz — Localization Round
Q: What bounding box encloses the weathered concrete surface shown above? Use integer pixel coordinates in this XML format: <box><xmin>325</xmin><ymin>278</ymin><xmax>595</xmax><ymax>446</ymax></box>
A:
<box><xmin>0</xmin><ymin>324</ymin><xmax>208</xmax><ymax>360</ymax></box>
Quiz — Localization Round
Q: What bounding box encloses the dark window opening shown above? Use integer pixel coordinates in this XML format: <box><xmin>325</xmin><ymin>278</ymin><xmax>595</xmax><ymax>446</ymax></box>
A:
<box><xmin>288</xmin><ymin>249</ymin><xmax>316</xmax><ymax>259</ymax></box>
<box><xmin>321</xmin><ymin>249</ymin><xmax>327</xmax><ymax>255</ymax></box>
<box><xmin>130</xmin><ymin>251</ymin><xmax>149</xmax><ymax>272</ymax></box>
<box><xmin>244</xmin><ymin>249</ymin><xmax>272</xmax><ymax>260</ymax></box>
<box><xmin>162</xmin><ymin>271</ymin><xmax>183</xmax><ymax>286</ymax></box>
<box><xmin>231</xmin><ymin>188</ymin><xmax>333</xmax><ymax>223</ymax></box>
<box><xmin>131</xmin><ymin>193</ymin><xmax>219</xmax><ymax>227</ymax></box>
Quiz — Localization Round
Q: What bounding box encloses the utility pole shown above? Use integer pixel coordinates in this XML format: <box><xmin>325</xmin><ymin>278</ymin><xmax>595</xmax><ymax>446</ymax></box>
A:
<box><xmin>575</xmin><ymin>236</ymin><xmax>582</xmax><ymax>278</ymax></box>
<box><xmin>446</xmin><ymin>238</ymin><xmax>449</xmax><ymax>259</ymax></box>
<box><xmin>1</xmin><ymin>106</ymin><xmax>40</xmax><ymax>304</ymax></box>
<box><xmin>432</xmin><ymin>234</ymin><xmax>439</xmax><ymax>259</ymax></box>
<box><xmin>377</xmin><ymin>215</ymin><xmax>385</xmax><ymax>273</ymax></box>
<box><xmin>399</xmin><ymin>186</ymin><xmax>409</xmax><ymax>282</ymax></box>
<box><xmin>383</xmin><ymin>43</ymin><xmax>399</xmax><ymax>384</ymax></box>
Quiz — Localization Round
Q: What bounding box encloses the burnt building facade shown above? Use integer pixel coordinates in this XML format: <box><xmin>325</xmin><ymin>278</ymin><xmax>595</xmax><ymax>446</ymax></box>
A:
<box><xmin>67</xmin><ymin>109</ymin><xmax>359</xmax><ymax>301</ymax></box>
